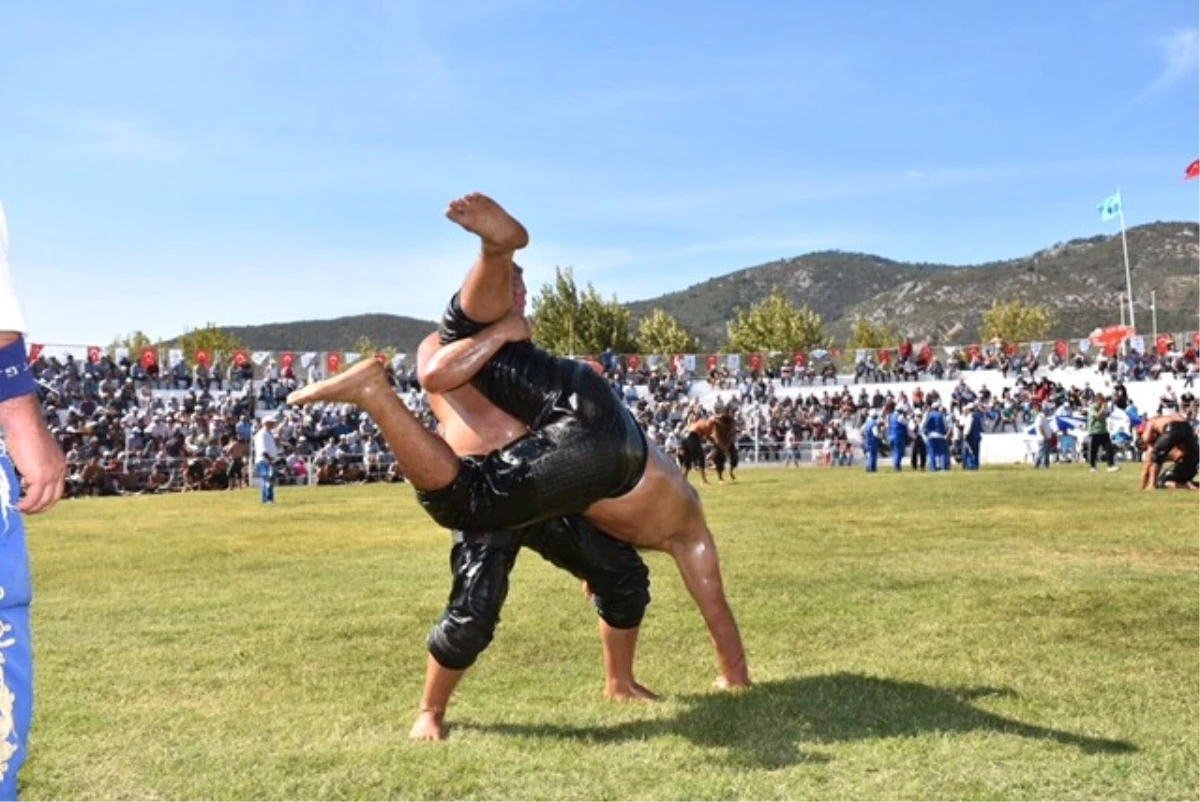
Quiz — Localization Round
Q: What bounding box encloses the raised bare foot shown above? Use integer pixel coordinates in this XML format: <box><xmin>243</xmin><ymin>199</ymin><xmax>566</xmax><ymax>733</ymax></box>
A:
<box><xmin>445</xmin><ymin>193</ymin><xmax>529</xmax><ymax>253</ymax></box>
<box><xmin>286</xmin><ymin>359</ymin><xmax>389</xmax><ymax>407</ymax></box>
<box><xmin>606</xmin><ymin>681</ymin><xmax>660</xmax><ymax>702</ymax></box>
<box><xmin>409</xmin><ymin>709</ymin><xmax>447</xmax><ymax>741</ymax></box>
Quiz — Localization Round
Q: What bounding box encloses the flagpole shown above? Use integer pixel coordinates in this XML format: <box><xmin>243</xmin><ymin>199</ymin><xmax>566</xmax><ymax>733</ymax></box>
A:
<box><xmin>1117</xmin><ymin>186</ymin><xmax>1136</xmax><ymax>333</ymax></box>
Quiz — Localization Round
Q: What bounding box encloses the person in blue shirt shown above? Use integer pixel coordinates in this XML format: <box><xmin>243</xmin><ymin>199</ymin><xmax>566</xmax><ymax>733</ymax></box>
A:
<box><xmin>922</xmin><ymin>401</ymin><xmax>950</xmax><ymax>472</ymax></box>
<box><xmin>863</xmin><ymin>409</ymin><xmax>881</xmax><ymax>472</ymax></box>
<box><xmin>886</xmin><ymin>402</ymin><xmax>907</xmax><ymax>472</ymax></box>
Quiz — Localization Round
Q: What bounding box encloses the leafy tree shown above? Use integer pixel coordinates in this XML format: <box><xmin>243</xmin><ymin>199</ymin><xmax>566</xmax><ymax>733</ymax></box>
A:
<box><xmin>351</xmin><ymin>335</ymin><xmax>397</xmax><ymax>364</ymax></box>
<box><xmin>176</xmin><ymin>322</ymin><xmax>244</xmax><ymax>362</ymax></box>
<box><xmin>109</xmin><ymin>331</ymin><xmax>154</xmax><ymax>352</ymax></box>
<box><xmin>979</xmin><ymin>300</ymin><xmax>1057</xmax><ymax>344</ymax></box>
<box><xmin>724</xmin><ymin>288</ymin><xmax>832</xmax><ymax>360</ymax></box>
<box><xmin>529</xmin><ymin>267</ymin><xmax>637</xmax><ymax>355</ymax></box>
<box><xmin>636</xmin><ymin>308</ymin><xmax>699</xmax><ymax>356</ymax></box>
<box><xmin>847</xmin><ymin>315</ymin><xmax>898</xmax><ymax>349</ymax></box>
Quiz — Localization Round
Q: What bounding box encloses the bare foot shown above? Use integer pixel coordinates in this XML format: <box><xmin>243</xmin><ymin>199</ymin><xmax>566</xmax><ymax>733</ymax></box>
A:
<box><xmin>286</xmin><ymin>359</ymin><xmax>390</xmax><ymax>407</ymax></box>
<box><xmin>714</xmin><ymin>674</ymin><xmax>751</xmax><ymax>691</ymax></box>
<box><xmin>606</xmin><ymin>681</ymin><xmax>660</xmax><ymax>702</ymax></box>
<box><xmin>409</xmin><ymin>709</ymin><xmax>447</xmax><ymax>741</ymax></box>
<box><xmin>445</xmin><ymin>193</ymin><xmax>529</xmax><ymax>253</ymax></box>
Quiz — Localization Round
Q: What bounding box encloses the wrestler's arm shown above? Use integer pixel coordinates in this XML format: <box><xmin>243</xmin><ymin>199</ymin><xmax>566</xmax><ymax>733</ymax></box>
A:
<box><xmin>0</xmin><ymin>332</ymin><xmax>65</xmax><ymax>513</ymax></box>
<box><xmin>417</xmin><ymin>314</ymin><xmax>530</xmax><ymax>394</ymax></box>
<box><xmin>665</xmin><ymin>533</ymin><xmax>750</xmax><ymax>688</ymax></box>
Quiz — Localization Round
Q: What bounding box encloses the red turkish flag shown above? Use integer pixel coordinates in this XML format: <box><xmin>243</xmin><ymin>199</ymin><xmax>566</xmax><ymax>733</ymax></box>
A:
<box><xmin>280</xmin><ymin>352</ymin><xmax>295</xmax><ymax>369</ymax></box>
<box><xmin>706</xmin><ymin>354</ymin><xmax>718</xmax><ymax>372</ymax></box>
<box><xmin>1088</xmin><ymin>325</ymin><xmax>1133</xmax><ymax>352</ymax></box>
<box><xmin>27</xmin><ymin>343</ymin><xmax>43</xmax><ymax>363</ymax></box>
<box><xmin>878</xmin><ymin>348</ymin><xmax>891</xmax><ymax>366</ymax></box>
<box><xmin>1003</xmin><ymin>342</ymin><xmax>1017</xmax><ymax>357</ymax></box>
<box><xmin>672</xmin><ymin>354</ymin><xmax>685</xmax><ymax>375</ymax></box>
<box><xmin>1155</xmin><ymin>334</ymin><xmax>1172</xmax><ymax>355</ymax></box>
<box><xmin>919</xmin><ymin>345</ymin><xmax>933</xmax><ymax>365</ymax></box>
<box><xmin>140</xmin><ymin>347</ymin><xmax>158</xmax><ymax>369</ymax></box>
<box><xmin>194</xmin><ymin>349</ymin><xmax>211</xmax><ymax>368</ymax></box>
<box><xmin>1054</xmin><ymin>339</ymin><xmax>1068</xmax><ymax>359</ymax></box>
<box><xmin>627</xmin><ymin>355</ymin><xmax>640</xmax><ymax>371</ymax></box>
<box><xmin>793</xmin><ymin>352</ymin><xmax>807</xmax><ymax>367</ymax></box>
<box><xmin>87</xmin><ymin>346</ymin><xmax>101</xmax><ymax>364</ymax></box>
<box><xmin>232</xmin><ymin>349</ymin><xmax>249</xmax><ymax>367</ymax></box>
<box><xmin>967</xmin><ymin>345</ymin><xmax>981</xmax><ymax>362</ymax></box>
<box><xmin>1185</xmin><ymin>159</ymin><xmax>1199</xmax><ymax>181</ymax></box>
<box><xmin>749</xmin><ymin>353</ymin><xmax>763</xmax><ymax>372</ymax></box>
<box><xmin>326</xmin><ymin>352</ymin><xmax>342</xmax><ymax>374</ymax></box>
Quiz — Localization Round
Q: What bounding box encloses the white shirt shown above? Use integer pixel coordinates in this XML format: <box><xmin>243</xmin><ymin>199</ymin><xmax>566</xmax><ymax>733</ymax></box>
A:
<box><xmin>254</xmin><ymin>426</ymin><xmax>280</xmax><ymax>463</ymax></box>
<box><xmin>0</xmin><ymin>202</ymin><xmax>28</xmax><ymax>332</ymax></box>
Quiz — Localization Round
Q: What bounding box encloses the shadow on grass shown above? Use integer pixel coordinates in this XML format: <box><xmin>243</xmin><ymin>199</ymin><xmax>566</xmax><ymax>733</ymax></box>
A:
<box><xmin>460</xmin><ymin>673</ymin><xmax>1136</xmax><ymax>768</ymax></box>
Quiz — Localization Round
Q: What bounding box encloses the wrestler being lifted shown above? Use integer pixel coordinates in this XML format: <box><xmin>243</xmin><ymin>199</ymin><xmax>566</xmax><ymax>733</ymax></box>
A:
<box><xmin>290</xmin><ymin>193</ymin><xmax>750</xmax><ymax>695</ymax></box>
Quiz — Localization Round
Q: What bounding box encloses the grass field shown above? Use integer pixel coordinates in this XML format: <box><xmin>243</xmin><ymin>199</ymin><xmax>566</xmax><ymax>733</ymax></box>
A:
<box><xmin>20</xmin><ymin>465</ymin><xmax>1200</xmax><ymax>800</ymax></box>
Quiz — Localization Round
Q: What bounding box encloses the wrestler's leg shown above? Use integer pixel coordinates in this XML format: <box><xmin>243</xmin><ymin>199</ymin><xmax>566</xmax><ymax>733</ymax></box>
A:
<box><xmin>585</xmin><ymin>447</ymin><xmax>750</xmax><ymax>688</ymax></box>
<box><xmin>524</xmin><ymin>518</ymin><xmax>657</xmax><ymax>701</ymax></box>
<box><xmin>445</xmin><ymin>193</ymin><xmax>528</xmax><ymax>324</ymax></box>
<box><xmin>287</xmin><ymin>360</ymin><xmax>460</xmax><ymax>492</ymax></box>
<box><xmin>413</xmin><ymin>531</ymin><xmax>521</xmax><ymax>741</ymax></box>
<box><xmin>599</xmin><ymin>622</ymin><xmax>658</xmax><ymax>700</ymax></box>
<box><xmin>410</xmin><ymin>659</ymin><xmax>465</xmax><ymax>742</ymax></box>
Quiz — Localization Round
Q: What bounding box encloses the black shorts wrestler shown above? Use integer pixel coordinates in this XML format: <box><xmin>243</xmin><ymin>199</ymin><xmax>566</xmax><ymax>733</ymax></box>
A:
<box><xmin>1154</xmin><ymin>421</ymin><xmax>1199</xmax><ymax>486</ymax></box>
<box><xmin>679</xmin><ymin>431</ymin><xmax>705</xmax><ymax>471</ymax></box>
<box><xmin>417</xmin><ymin>294</ymin><xmax>648</xmax><ymax>532</ymax></box>
<box><xmin>427</xmin><ymin>516</ymin><xmax>650</xmax><ymax>670</ymax></box>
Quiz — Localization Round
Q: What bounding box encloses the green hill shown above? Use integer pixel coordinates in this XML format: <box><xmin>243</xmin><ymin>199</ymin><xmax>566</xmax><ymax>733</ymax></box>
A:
<box><xmin>203</xmin><ymin>221</ymin><xmax>1198</xmax><ymax>351</ymax></box>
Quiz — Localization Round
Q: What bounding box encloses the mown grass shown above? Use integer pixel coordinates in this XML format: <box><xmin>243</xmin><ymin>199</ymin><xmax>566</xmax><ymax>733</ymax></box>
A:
<box><xmin>21</xmin><ymin>465</ymin><xmax>1199</xmax><ymax>800</ymax></box>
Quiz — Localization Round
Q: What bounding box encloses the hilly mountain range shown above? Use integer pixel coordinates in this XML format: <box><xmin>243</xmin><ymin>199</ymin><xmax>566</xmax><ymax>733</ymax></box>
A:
<box><xmin>217</xmin><ymin>221</ymin><xmax>1199</xmax><ymax>352</ymax></box>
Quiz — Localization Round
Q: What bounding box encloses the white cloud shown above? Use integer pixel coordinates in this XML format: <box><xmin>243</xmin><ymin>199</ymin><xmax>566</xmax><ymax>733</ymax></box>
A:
<box><xmin>1142</xmin><ymin>29</ymin><xmax>1199</xmax><ymax>96</ymax></box>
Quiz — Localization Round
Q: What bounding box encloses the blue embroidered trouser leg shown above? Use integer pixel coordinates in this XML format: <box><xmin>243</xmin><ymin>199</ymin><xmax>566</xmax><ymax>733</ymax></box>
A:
<box><xmin>0</xmin><ymin>456</ymin><xmax>33</xmax><ymax>801</ymax></box>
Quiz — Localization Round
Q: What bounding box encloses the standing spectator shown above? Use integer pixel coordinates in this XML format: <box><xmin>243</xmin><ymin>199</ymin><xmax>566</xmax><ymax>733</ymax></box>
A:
<box><xmin>960</xmin><ymin>403</ymin><xmax>983</xmax><ymax>470</ymax></box>
<box><xmin>922</xmin><ymin>400</ymin><xmax>950</xmax><ymax>472</ymax></box>
<box><xmin>886</xmin><ymin>402</ymin><xmax>906</xmax><ymax>472</ymax></box>
<box><xmin>1033</xmin><ymin>402</ymin><xmax>1055</xmax><ymax>469</ymax></box>
<box><xmin>1</xmin><ymin>204</ymin><xmax>67</xmax><ymax>801</ymax></box>
<box><xmin>908</xmin><ymin>412</ymin><xmax>927</xmax><ymax>471</ymax></box>
<box><xmin>253</xmin><ymin>417</ymin><xmax>281</xmax><ymax>504</ymax></box>
<box><xmin>863</xmin><ymin>409</ymin><xmax>881</xmax><ymax>473</ymax></box>
<box><xmin>1087</xmin><ymin>393</ymin><xmax>1119</xmax><ymax>473</ymax></box>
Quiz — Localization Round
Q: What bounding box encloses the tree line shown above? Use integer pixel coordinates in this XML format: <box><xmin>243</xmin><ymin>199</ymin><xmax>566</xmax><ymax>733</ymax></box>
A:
<box><xmin>109</xmin><ymin>267</ymin><xmax>1057</xmax><ymax>365</ymax></box>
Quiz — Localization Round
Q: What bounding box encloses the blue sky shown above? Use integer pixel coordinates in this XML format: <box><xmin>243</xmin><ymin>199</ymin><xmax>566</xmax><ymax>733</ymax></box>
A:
<box><xmin>2</xmin><ymin>0</ymin><xmax>1197</xmax><ymax>346</ymax></box>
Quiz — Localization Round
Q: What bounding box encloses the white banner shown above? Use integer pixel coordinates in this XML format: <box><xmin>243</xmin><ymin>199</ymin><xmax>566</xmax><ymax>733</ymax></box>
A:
<box><xmin>727</xmin><ymin>354</ymin><xmax>740</xmax><ymax>369</ymax></box>
<box><xmin>392</xmin><ymin>353</ymin><xmax>407</xmax><ymax>370</ymax></box>
<box><xmin>115</xmin><ymin>347</ymin><xmax>129</xmax><ymax>363</ymax></box>
<box><xmin>1079</xmin><ymin>339</ymin><xmax>1091</xmax><ymax>353</ymax></box>
<box><xmin>683</xmin><ymin>354</ymin><xmax>696</xmax><ymax>371</ymax></box>
<box><xmin>344</xmin><ymin>352</ymin><xmax>362</xmax><ymax>366</ymax></box>
<box><xmin>252</xmin><ymin>351</ymin><xmax>272</xmax><ymax>366</ymax></box>
<box><xmin>301</xmin><ymin>352</ymin><xmax>317</xmax><ymax>368</ymax></box>
<box><xmin>168</xmin><ymin>348</ymin><xmax>183</xmax><ymax>367</ymax></box>
<box><xmin>647</xmin><ymin>355</ymin><xmax>659</xmax><ymax>368</ymax></box>
<box><xmin>1129</xmin><ymin>335</ymin><xmax>1145</xmax><ymax>354</ymax></box>
<box><xmin>1030</xmin><ymin>341</ymin><xmax>1043</xmax><ymax>358</ymax></box>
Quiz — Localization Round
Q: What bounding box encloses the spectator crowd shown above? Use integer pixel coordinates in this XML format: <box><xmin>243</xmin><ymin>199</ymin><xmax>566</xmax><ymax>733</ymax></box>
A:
<box><xmin>29</xmin><ymin>336</ymin><xmax>1200</xmax><ymax>498</ymax></box>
